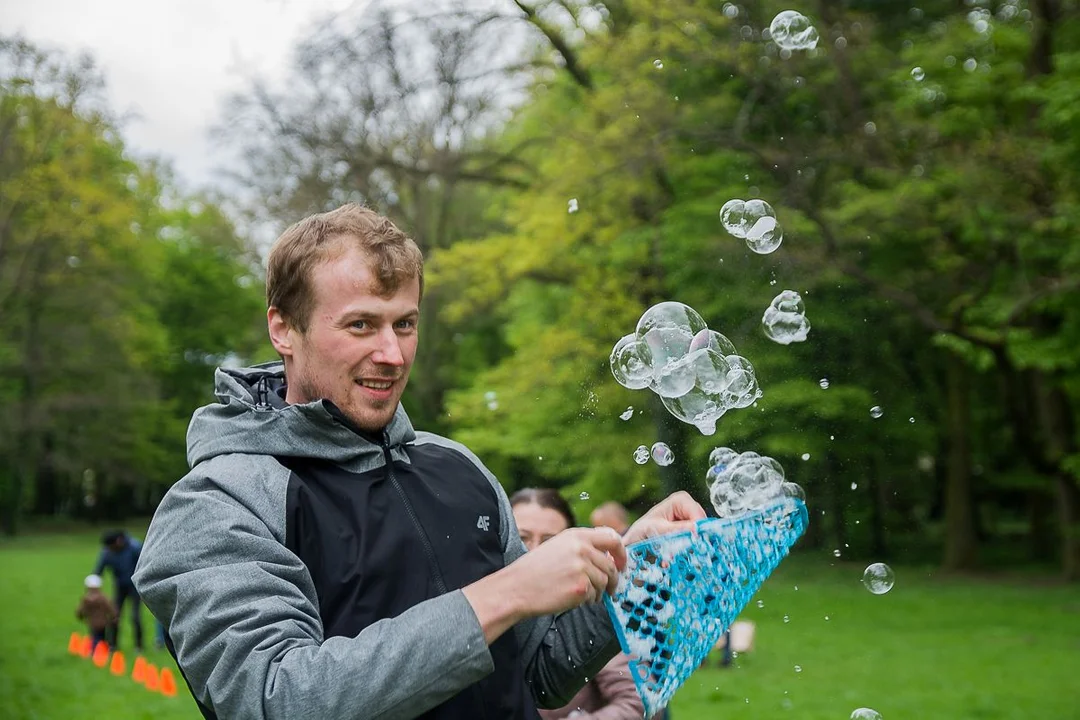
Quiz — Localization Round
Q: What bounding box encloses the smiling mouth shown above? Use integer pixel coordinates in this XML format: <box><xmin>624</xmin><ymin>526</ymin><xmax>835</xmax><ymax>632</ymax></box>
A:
<box><xmin>357</xmin><ymin>379</ymin><xmax>395</xmax><ymax>390</ymax></box>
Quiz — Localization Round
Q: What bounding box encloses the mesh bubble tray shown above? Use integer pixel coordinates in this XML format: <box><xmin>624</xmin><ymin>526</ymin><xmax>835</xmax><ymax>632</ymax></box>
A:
<box><xmin>603</xmin><ymin>497</ymin><xmax>808</xmax><ymax>716</ymax></box>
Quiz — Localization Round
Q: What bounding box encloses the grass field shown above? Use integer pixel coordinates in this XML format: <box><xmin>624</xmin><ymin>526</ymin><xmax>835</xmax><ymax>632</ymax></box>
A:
<box><xmin>2</xmin><ymin>527</ymin><xmax>1078</xmax><ymax>720</ymax></box>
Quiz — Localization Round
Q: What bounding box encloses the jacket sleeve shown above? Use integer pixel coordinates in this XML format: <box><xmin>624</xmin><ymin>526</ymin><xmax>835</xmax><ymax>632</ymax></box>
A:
<box><xmin>93</xmin><ymin>550</ymin><xmax>106</xmax><ymax>577</ymax></box>
<box><xmin>575</xmin><ymin>654</ymin><xmax>645</xmax><ymax>720</ymax></box>
<box><xmin>134</xmin><ymin>461</ymin><xmax>496</xmax><ymax>720</ymax></box>
<box><xmin>475</xmin><ymin>452</ymin><xmax>622</xmax><ymax>708</ymax></box>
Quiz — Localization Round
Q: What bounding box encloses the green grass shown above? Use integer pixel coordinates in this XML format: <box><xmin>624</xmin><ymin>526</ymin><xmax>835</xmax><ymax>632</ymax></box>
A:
<box><xmin>2</xmin><ymin>530</ymin><xmax>1078</xmax><ymax>719</ymax></box>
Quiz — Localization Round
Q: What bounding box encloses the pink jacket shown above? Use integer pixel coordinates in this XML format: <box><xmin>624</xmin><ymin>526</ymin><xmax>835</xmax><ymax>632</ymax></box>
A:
<box><xmin>539</xmin><ymin>653</ymin><xmax>645</xmax><ymax>720</ymax></box>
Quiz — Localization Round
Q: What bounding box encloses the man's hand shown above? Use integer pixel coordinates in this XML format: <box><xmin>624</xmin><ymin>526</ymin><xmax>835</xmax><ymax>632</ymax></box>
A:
<box><xmin>462</xmin><ymin>527</ymin><xmax>627</xmax><ymax>644</ymax></box>
<box><xmin>622</xmin><ymin>491</ymin><xmax>707</xmax><ymax>546</ymax></box>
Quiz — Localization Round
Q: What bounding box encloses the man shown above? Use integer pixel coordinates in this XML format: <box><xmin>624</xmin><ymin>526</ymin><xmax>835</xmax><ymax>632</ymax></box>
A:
<box><xmin>134</xmin><ymin>204</ymin><xmax>704</xmax><ymax>719</ymax></box>
<box><xmin>590</xmin><ymin>501</ymin><xmax>630</xmax><ymax>536</ymax></box>
<box><xmin>94</xmin><ymin>529</ymin><xmax>143</xmax><ymax>651</ymax></box>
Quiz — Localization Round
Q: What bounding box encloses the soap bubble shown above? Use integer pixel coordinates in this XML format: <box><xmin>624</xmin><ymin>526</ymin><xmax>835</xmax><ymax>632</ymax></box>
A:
<box><xmin>568</xmin><ymin>198</ymin><xmax>579</xmax><ymax>213</ymax></box>
<box><xmin>651</xmin><ymin>442</ymin><xmax>675</xmax><ymax>466</ymax></box>
<box><xmin>633</xmin><ymin>445</ymin><xmax>650</xmax><ymax>464</ymax></box>
<box><xmin>653</xmin><ymin>59</ymin><xmax>664</xmax><ymax>69</ymax></box>
<box><xmin>769</xmin><ymin>10</ymin><xmax>819</xmax><ymax>50</ymax></box>
<box><xmin>484</xmin><ymin>390</ymin><xmax>499</xmax><ymax>411</ymax></box>
<box><xmin>610</xmin><ymin>334</ymin><xmax>654</xmax><ymax>390</ymax></box>
<box><xmin>819</xmin><ymin>378</ymin><xmax>830</xmax><ymax>389</ymax></box>
<box><xmin>619</xmin><ymin>406</ymin><xmax>634</xmax><ymax>421</ymax></box>
<box><xmin>579</xmin><ymin>491</ymin><xmax>590</xmax><ymax>501</ymax></box>
<box><xmin>801</xmin><ymin>453</ymin><xmax>810</xmax><ymax>461</ymax></box>
<box><xmin>870</xmin><ymin>405</ymin><xmax>884</xmax><ymax>419</ymax></box>
<box><xmin>762</xmin><ymin>290</ymin><xmax>811</xmax><ymax>344</ymax></box>
<box><xmin>862</xmin><ymin>563</ymin><xmax>895</xmax><ymax>594</ymax></box>
<box><xmin>720</xmin><ymin>198</ymin><xmax>783</xmax><ymax>253</ymax></box>
<box><xmin>911</xmin><ymin>66</ymin><xmax>925</xmax><ymax>81</ymax></box>
<box><xmin>707</xmin><ymin>448</ymin><xmax>794</xmax><ymax>517</ymax></box>
<box><xmin>833</xmin><ymin>549</ymin><xmax>842</xmax><ymax>557</ymax></box>
<box><xmin>850</xmin><ymin>710</ymin><xmax>883</xmax><ymax>720</ymax></box>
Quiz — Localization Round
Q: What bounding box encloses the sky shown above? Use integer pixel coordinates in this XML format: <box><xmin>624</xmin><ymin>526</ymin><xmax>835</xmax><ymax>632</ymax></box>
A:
<box><xmin>4</xmin><ymin>0</ymin><xmax>365</xmax><ymax>190</ymax></box>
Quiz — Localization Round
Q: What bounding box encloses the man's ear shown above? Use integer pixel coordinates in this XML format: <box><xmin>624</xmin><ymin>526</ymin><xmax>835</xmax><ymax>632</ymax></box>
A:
<box><xmin>268</xmin><ymin>307</ymin><xmax>297</xmax><ymax>357</ymax></box>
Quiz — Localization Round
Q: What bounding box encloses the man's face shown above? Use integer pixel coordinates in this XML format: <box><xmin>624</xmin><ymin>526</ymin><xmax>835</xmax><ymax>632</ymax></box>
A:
<box><xmin>269</xmin><ymin>244</ymin><xmax>420</xmax><ymax>433</ymax></box>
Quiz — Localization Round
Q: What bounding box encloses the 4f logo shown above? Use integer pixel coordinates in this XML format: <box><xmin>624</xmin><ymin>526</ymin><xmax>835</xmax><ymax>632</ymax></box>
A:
<box><xmin>476</xmin><ymin>515</ymin><xmax>491</xmax><ymax>531</ymax></box>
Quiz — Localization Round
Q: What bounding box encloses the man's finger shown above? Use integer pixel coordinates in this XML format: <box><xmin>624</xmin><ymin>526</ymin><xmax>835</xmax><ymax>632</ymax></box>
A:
<box><xmin>663</xmin><ymin>491</ymin><xmax>707</xmax><ymax>522</ymax></box>
<box><xmin>588</xmin><ymin>527</ymin><xmax>628</xmax><ymax>571</ymax></box>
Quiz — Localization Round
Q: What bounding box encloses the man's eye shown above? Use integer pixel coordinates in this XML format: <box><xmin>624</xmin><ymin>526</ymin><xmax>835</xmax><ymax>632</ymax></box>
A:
<box><xmin>351</xmin><ymin>321</ymin><xmax>367</xmax><ymax>330</ymax></box>
<box><xmin>396</xmin><ymin>319</ymin><xmax>416</xmax><ymax>330</ymax></box>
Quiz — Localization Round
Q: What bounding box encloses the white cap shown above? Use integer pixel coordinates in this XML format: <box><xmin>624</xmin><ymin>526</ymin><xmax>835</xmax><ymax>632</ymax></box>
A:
<box><xmin>84</xmin><ymin>574</ymin><xmax>103</xmax><ymax>589</ymax></box>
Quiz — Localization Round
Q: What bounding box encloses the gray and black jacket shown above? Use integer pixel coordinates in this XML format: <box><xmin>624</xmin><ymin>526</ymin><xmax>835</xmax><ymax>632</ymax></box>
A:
<box><xmin>134</xmin><ymin>363</ymin><xmax>619</xmax><ymax>720</ymax></box>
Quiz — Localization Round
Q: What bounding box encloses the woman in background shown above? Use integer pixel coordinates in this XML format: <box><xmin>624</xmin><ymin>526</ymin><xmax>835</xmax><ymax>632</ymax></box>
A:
<box><xmin>510</xmin><ymin>488</ymin><xmax>646</xmax><ymax>720</ymax></box>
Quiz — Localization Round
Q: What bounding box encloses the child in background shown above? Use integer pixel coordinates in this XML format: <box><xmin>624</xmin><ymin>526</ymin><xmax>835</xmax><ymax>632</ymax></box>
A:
<box><xmin>76</xmin><ymin>574</ymin><xmax>117</xmax><ymax>651</ymax></box>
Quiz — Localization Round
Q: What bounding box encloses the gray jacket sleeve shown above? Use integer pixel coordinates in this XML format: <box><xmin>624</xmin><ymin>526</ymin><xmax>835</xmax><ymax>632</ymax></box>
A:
<box><xmin>134</xmin><ymin>455</ymin><xmax>495</xmax><ymax>720</ymax></box>
<box><xmin>415</xmin><ymin>436</ymin><xmax>622</xmax><ymax>709</ymax></box>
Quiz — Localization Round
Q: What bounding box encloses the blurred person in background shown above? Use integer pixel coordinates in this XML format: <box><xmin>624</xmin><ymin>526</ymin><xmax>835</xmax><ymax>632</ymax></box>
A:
<box><xmin>75</xmin><ymin>573</ymin><xmax>116</xmax><ymax>651</ymax></box>
<box><xmin>590</xmin><ymin>501</ymin><xmax>630</xmax><ymax>536</ymax></box>
<box><xmin>511</xmin><ymin>488</ymin><xmax>646</xmax><ymax>720</ymax></box>
<box><xmin>94</xmin><ymin>529</ymin><xmax>143</xmax><ymax>652</ymax></box>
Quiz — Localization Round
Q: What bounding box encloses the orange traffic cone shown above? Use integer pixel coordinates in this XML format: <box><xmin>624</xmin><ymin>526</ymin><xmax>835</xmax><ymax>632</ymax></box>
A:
<box><xmin>68</xmin><ymin>632</ymin><xmax>81</xmax><ymax>655</ymax></box>
<box><xmin>92</xmin><ymin>640</ymin><xmax>110</xmax><ymax>667</ymax></box>
<box><xmin>132</xmin><ymin>655</ymin><xmax>147</xmax><ymax>684</ymax></box>
<box><xmin>110</xmin><ymin>650</ymin><xmax>127</xmax><ymax>676</ymax></box>
<box><xmin>159</xmin><ymin>668</ymin><xmax>178</xmax><ymax>697</ymax></box>
<box><xmin>79</xmin><ymin>635</ymin><xmax>93</xmax><ymax>658</ymax></box>
<box><xmin>144</xmin><ymin>663</ymin><xmax>160</xmax><ymax>692</ymax></box>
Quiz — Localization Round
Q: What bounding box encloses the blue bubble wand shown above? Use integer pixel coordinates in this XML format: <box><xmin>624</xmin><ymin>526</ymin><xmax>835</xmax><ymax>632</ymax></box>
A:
<box><xmin>603</xmin><ymin>497</ymin><xmax>809</xmax><ymax>716</ymax></box>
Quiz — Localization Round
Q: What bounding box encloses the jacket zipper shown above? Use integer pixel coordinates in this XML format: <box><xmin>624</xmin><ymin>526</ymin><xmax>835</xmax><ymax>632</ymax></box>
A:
<box><xmin>382</xmin><ymin>433</ymin><xmax>448</xmax><ymax>595</ymax></box>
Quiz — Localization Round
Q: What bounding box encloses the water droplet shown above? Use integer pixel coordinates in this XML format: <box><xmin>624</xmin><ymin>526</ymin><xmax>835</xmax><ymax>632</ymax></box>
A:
<box><xmin>870</xmin><ymin>405</ymin><xmax>884</xmax><ymax>419</ymax></box>
<box><xmin>801</xmin><ymin>453</ymin><xmax>811</xmax><ymax>461</ymax></box>
<box><xmin>653</xmin><ymin>59</ymin><xmax>664</xmax><ymax>69</ymax></box>
<box><xmin>633</xmin><ymin>445</ymin><xmax>650</xmax><ymax>465</ymax></box>
<box><xmin>579</xmin><ymin>491</ymin><xmax>590</xmax><ymax>501</ymax></box>
<box><xmin>911</xmin><ymin>66</ymin><xmax>925</xmax><ymax>81</ymax></box>
<box><xmin>851</xmin><ymin>482</ymin><xmax>858</xmax><ymax>490</ymax></box>
<box><xmin>756</xmin><ymin>599</ymin><xmax>765</xmax><ymax>608</ymax></box>
<box><xmin>619</xmin><ymin>406</ymin><xmax>634</xmax><ymax>421</ymax></box>
<box><xmin>824</xmin><ymin>615</ymin><xmax>830</xmax><ymax>621</ymax></box>
<box><xmin>783</xmin><ymin>614</ymin><xmax>790</xmax><ymax>623</ymax></box>
<box><xmin>568</xmin><ymin>198</ymin><xmax>579</xmax><ymax>213</ymax></box>
<box><xmin>862</xmin><ymin>563</ymin><xmax>895</xmax><ymax>595</ymax></box>
<box><xmin>909</xmin><ymin>416</ymin><xmax>915</xmax><ymax>423</ymax></box>
<box><xmin>794</xmin><ymin>665</ymin><xmax>802</xmax><ymax>673</ymax></box>
<box><xmin>833</xmin><ymin>549</ymin><xmax>841</xmax><ymax>557</ymax></box>
<box><xmin>819</xmin><ymin>378</ymin><xmax>830</xmax><ymax>389</ymax></box>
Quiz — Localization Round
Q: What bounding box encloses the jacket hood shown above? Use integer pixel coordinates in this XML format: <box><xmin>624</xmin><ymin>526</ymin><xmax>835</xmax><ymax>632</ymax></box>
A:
<box><xmin>186</xmin><ymin>361</ymin><xmax>416</xmax><ymax>468</ymax></box>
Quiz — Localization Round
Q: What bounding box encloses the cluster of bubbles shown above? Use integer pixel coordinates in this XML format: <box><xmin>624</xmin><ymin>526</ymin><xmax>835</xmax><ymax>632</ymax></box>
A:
<box><xmin>769</xmin><ymin>10</ymin><xmax>819</xmax><ymax>51</ymax></box>
<box><xmin>633</xmin><ymin>442</ymin><xmax>675</xmax><ymax>466</ymax></box>
<box><xmin>484</xmin><ymin>391</ymin><xmax>498</xmax><ymax>411</ymax></box>
<box><xmin>861</xmin><ymin>563</ymin><xmax>895</xmax><ymax>594</ymax></box>
<box><xmin>705</xmin><ymin>447</ymin><xmax>805</xmax><ymax>518</ymax></box>
<box><xmin>762</xmin><ymin>290</ymin><xmax>811</xmax><ymax>345</ymax></box>
<box><xmin>720</xmin><ymin>199</ymin><xmax>784</xmax><ymax>254</ymax></box>
<box><xmin>610</xmin><ymin>302</ymin><xmax>762</xmax><ymax>435</ymax></box>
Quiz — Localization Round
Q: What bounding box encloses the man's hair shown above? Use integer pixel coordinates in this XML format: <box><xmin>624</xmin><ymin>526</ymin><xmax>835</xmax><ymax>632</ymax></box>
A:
<box><xmin>266</xmin><ymin>203</ymin><xmax>424</xmax><ymax>333</ymax></box>
<box><xmin>509</xmin><ymin>488</ymin><xmax>577</xmax><ymax>529</ymax></box>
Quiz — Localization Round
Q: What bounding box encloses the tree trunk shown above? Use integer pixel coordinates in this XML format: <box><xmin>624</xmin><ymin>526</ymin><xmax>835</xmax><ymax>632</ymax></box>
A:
<box><xmin>943</xmin><ymin>353</ymin><xmax>978</xmax><ymax>570</ymax></box>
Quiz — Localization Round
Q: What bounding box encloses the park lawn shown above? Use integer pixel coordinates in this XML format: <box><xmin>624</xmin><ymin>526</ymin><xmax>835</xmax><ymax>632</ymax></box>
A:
<box><xmin>2</xmin><ymin>529</ymin><xmax>1078</xmax><ymax>720</ymax></box>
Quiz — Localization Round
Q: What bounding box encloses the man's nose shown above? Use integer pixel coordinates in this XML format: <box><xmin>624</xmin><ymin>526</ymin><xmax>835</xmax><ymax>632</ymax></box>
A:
<box><xmin>372</xmin><ymin>327</ymin><xmax>405</xmax><ymax>366</ymax></box>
